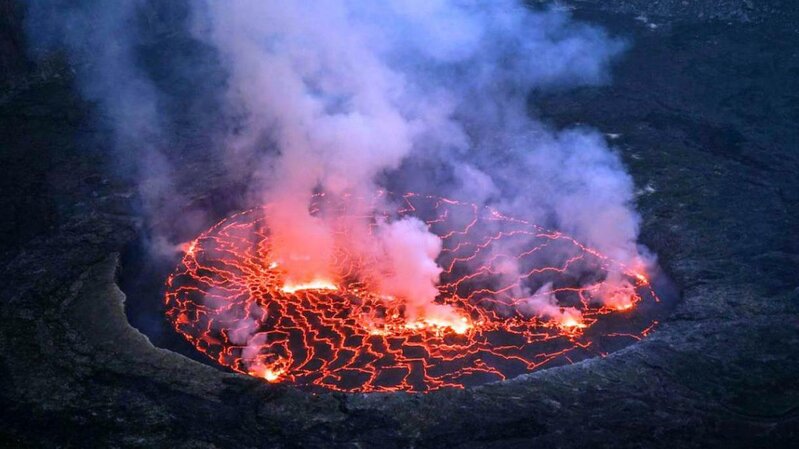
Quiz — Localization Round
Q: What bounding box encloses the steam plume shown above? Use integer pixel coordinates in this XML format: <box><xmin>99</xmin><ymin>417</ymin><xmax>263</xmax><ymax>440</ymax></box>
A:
<box><xmin>24</xmin><ymin>0</ymin><xmax>647</xmax><ymax>324</ymax></box>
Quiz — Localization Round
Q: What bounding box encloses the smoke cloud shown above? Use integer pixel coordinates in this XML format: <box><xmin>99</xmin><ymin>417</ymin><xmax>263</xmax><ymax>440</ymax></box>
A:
<box><xmin>24</xmin><ymin>0</ymin><xmax>647</xmax><ymax>327</ymax></box>
<box><xmin>517</xmin><ymin>282</ymin><xmax>583</xmax><ymax>326</ymax></box>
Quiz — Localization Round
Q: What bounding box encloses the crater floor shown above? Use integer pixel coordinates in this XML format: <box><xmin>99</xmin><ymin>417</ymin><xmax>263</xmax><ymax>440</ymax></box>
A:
<box><xmin>1</xmin><ymin>4</ymin><xmax>798</xmax><ymax>448</ymax></box>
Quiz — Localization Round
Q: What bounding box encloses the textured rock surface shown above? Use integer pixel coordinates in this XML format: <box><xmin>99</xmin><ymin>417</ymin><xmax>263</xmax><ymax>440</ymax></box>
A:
<box><xmin>547</xmin><ymin>0</ymin><xmax>788</xmax><ymax>23</ymax></box>
<box><xmin>0</xmin><ymin>0</ymin><xmax>27</xmax><ymax>88</ymax></box>
<box><xmin>1</xmin><ymin>4</ymin><xmax>798</xmax><ymax>448</ymax></box>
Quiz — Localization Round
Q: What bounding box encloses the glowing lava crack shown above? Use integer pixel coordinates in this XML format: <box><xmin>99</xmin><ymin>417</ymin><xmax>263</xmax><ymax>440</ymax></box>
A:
<box><xmin>165</xmin><ymin>193</ymin><xmax>660</xmax><ymax>392</ymax></box>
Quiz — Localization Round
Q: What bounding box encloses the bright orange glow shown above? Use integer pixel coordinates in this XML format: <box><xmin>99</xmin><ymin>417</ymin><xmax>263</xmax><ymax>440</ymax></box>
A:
<box><xmin>178</xmin><ymin>241</ymin><xmax>196</xmax><ymax>255</ymax></box>
<box><xmin>280</xmin><ymin>279</ymin><xmax>338</xmax><ymax>294</ymax></box>
<box><xmin>165</xmin><ymin>193</ymin><xmax>661</xmax><ymax>392</ymax></box>
<box><xmin>404</xmin><ymin>316</ymin><xmax>472</xmax><ymax>335</ymax></box>
<box><xmin>559</xmin><ymin>316</ymin><xmax>587</xmax><ymax>330</ymax></box>
<box><xmin>262</xmin><ymin>368</ymin><xmax>284</xmax><ymax>382</ymax></box>
<box><xmin>249</xmin><ymin>363</ymin><xmax>286</xmax><ymax>382</ymax></box>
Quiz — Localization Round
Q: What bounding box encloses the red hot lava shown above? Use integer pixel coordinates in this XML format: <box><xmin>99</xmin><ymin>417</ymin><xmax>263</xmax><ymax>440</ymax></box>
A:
<box><xmin>165</xmin><ymin>193</ymin><xmax>659</xmax><ymax>392</ymax></box>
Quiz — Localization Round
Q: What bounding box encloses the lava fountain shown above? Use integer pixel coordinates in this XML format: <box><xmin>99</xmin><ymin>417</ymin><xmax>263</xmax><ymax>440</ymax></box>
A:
<box><xmin>165</xmin><ymin>193</ymin><xmax>660</xmax><ymax>392</ymax></box>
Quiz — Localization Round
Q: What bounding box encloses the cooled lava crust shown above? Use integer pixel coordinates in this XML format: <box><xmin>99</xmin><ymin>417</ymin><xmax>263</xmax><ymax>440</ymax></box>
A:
<box><xmin>165</xmin><ymin>193</ymin><xmax>660</xmax><ymax>392</ymax></box>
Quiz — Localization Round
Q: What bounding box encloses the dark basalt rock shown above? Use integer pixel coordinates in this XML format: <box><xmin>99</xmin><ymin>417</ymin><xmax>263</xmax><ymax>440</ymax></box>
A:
<box><xmin>543</xmin><ymin>0</ymin><xmax>794</xmax><ymax>23</ymax></box>
<box><xmin>0</xmin><ymin>0</ymin><xmax>28</xmax><ymax>88</ymax></box>
<box><xmin>1</xmin><ymin>4</ymin><xmax>798</xmax><ymax>449</ymax></box>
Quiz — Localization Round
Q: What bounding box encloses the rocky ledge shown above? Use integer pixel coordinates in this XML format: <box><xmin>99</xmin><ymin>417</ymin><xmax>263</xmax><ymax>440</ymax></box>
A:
<box><xmin>1</xmin><ymin>6</ymin><xmax>798</xmax><ymax>449</ymax></box>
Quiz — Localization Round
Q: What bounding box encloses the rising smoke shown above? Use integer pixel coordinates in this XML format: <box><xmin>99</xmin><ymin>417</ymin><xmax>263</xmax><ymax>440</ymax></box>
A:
<box><xmin>24</xmin><ymin>0</ymin><xmax>648</xmax><ymax>327</ymax></box>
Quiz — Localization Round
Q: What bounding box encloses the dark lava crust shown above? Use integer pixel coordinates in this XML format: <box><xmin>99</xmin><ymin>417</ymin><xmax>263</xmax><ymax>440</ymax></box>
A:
<box><xmin>1</xmin><ymin>2</ymin><xmax>798</xmax><ymax>448</ymax></box>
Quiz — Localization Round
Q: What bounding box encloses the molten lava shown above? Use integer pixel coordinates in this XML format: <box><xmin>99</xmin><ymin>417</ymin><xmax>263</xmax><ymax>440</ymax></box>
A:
<box><xmin>280</xmin><ymin>279</ymin><xmax>338</xmax><ymax>294</ymax></box>
<box><xmin>165</xmin><ymin>193</ymin><xmax>660</xmax><ymax>392</ymax></box>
